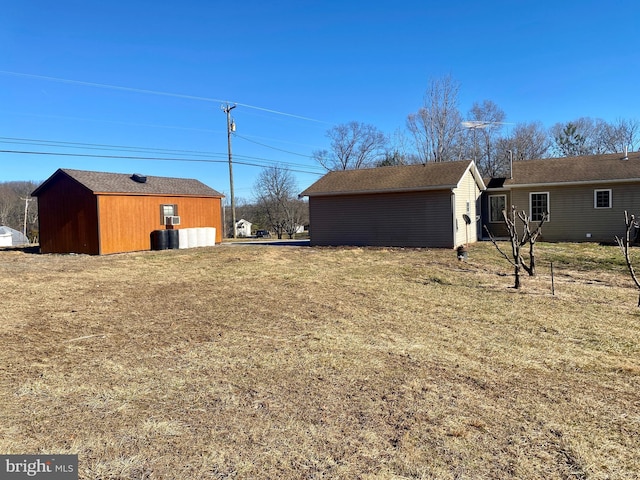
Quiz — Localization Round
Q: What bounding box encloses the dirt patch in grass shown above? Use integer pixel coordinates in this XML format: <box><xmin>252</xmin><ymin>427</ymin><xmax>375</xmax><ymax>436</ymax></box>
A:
<box><xmin>0</xmin><ymin>242</ymin><xmax>639</xmax><ymax>479</ymax></box>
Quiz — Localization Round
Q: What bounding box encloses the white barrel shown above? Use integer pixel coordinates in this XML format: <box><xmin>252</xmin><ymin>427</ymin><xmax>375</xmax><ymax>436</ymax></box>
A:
<box><xmin>187</xmin><ymin>228</ymin><xmax>198</xmax><ymax>248</ymax></box>
<box><xmin>178</xmin><ymin>229</ymin><xmax>189</xmax><ymax>249</ymax></box>
<box><xmin>196</xmin><ymin>228</ymin><xmax>207</xmax><ymax>247</ymax></box>
<box><xmin>207</xmin><ymin>227</ymin><xmax>216</xmax><ymax>246</ymax></box>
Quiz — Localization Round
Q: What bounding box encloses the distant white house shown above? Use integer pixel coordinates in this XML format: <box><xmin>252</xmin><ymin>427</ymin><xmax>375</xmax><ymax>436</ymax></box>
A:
<box><xmin>235</xmin><ymin>219</ymin><xmax>252</xmax><ymax>237</ymax></box>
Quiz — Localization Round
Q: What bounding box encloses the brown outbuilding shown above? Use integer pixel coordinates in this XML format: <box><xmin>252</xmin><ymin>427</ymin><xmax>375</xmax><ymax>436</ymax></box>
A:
<box><xmin>300</xmin><ymin>160</ymin><xmax>485</xmax><ymax>248</ymax></box>
<box><xmin>32</xmin><ymin>168</ymin><xmax>224</xmax><ymax>254</ymax></box>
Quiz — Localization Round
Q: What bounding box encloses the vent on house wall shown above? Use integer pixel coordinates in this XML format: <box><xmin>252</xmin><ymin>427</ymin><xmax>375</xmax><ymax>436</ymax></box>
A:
<box><xmin>131</xmin><ymin>173</ymin><xmax>147</xmax><ymax>183</ymax></box>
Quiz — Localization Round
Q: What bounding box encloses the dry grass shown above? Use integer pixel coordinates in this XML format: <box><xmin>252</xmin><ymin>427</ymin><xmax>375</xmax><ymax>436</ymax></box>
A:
<box><xmin>0</xmin><ymin>242</ymin><xmax>638</xmax><ymax>479</ymax></box>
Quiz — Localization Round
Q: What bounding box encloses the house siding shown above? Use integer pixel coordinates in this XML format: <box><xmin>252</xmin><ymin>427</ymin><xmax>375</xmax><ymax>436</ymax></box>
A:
<box><xmin>308</xmin><ymin>190</ymin><xmax>454</xmax><ymax>248</ymax></box>
<box><xmin>509</xmin><ymin>183</ymin><xmax>639</xmax><ymax>242</ymax></box>
<box><xmin>97</xmin><ymin>195</ymin><xmax>223</xmax><ymax>254</ymax></box>
<box><xmin>452</xmin><ymin>170</ymin><xmax>482</xmax><ymax>246</ymax></box>
<box><xmin>37</xmin><ymin>175</ymin><xmax>100</xmax><ymax>254</ymax></box>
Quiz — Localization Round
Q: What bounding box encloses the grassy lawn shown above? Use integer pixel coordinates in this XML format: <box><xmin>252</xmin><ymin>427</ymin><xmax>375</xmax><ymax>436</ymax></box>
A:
<box><xmin>0</xmin><ymin>242</ymin><xmax>638</xmax><ymax>479</ymax></box>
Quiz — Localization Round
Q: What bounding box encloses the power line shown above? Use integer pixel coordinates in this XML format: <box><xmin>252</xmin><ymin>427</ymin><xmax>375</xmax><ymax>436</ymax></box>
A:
<box><xmin>0</xmin><ymin>148</ymin><xmax>325</xmax><ymax>176</ymax></box>
<box><xmin>0</xmin><ymin>110</ymin><xmax>222</xmax><ymax>134</ymax></box>
<box><xmin>0</xmin><ymin>70</ymin><xmax>332</xmax><ymax>124</ymax></box>
<box><xmin>234</xmin><ymin>133</ymin><xmax>316</xmax><ymax>158</ymax></box>
<box><xmin>0</xmin><ymin>136</ymin><xmax>326</xmax><ymax>173</ymax></box>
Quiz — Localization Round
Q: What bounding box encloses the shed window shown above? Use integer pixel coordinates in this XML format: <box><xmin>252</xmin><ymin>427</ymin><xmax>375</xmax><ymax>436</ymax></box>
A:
<box><xmin>489</xmin><ymin>195</ymin><xmax>506</xmax><ymax>223</ymax></box>
<box><xmin>160</xmin><ymin>204</ymin><xmax>178</xmax><ymax>224</ymax></box>
<box><xmin>594</xmin><ymin>189</ymin><xmax>612</xmax><ymax>209</ymax></box>
<box><xmin>530</xmin><ymin>192</ymin><xmax>549</xmax><ymax>222</ymax></box>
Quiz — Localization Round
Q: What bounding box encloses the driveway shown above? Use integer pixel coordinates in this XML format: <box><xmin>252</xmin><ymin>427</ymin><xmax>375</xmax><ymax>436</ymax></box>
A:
<box><xmin>221</xmin><ymin>238</ymin><xmax>310</xmax><ymax>247</ymax></box>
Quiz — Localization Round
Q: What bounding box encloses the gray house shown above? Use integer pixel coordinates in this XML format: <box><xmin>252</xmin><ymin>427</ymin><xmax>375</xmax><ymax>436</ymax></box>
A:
<box><xmin>482</xmin><ymin>151</ymin><xmax>640</xmax><ymax>243</ymax></box>
<box><xmin>300</xmin><ymin>160</ymin><xmax>485</xmax><ymax>248</ymax></box>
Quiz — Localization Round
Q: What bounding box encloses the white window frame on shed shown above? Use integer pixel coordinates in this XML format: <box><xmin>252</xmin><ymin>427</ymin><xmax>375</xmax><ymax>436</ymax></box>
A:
<box><xmin>488</xmin><ymin>194</ymin><xmax>507</xmax><ymax>223</ymax></box>
<box><xmin>530</xmin><ymin>192</ymin><xmax>549</xmax><ymax>222</ymax></box>
<box><xmin>594</xmin><ymin>189</ymin><xmax>612</xmax><ymax>209</ymax></box>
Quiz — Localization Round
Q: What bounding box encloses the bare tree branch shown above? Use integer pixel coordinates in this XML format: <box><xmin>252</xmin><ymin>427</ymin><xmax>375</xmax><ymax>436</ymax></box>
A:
<box><xmin>615</xmin><ymin>210</ymin><xmax>640</xmax><ymax>306</ymax></box>
<box><xmin>407</xmin><ymin>75</ymin><xmax>462</xmax><ymax>163</ymax></box>
<box><xmin>483</xmin><ymin>224</ymin><xmax>516</xmax><ymax>266</ymax></box>
<box><xmin>312</xmin><ymin>122</ymin><xmax>387</xmax><ymax>171</ymax></box>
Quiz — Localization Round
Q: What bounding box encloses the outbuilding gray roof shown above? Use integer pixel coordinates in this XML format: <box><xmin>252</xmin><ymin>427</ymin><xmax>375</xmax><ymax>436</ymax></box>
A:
<box><xmin>32</xmin><ymin>169</ymin><xmax>224</xmax><ymax>197</ymax></box>
<box><xmin>300</xmin><ymin>160</ymin><xmax>484</xmax><ymax>197</ymax></box>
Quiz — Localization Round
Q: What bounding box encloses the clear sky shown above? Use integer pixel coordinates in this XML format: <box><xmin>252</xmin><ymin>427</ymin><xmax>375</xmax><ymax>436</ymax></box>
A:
<box><xmin>2</xmin><ymin>1</ymin><xmax>639</xmax><ymax>200</ymax></box>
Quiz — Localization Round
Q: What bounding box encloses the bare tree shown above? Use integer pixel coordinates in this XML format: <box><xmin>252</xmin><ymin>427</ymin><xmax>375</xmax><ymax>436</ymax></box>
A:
<box><xmin>484</xmin><ymin>206</ymin><xmax>548</xmax><ymax>289</ymax></box>
<box><xmin>551</xmin><ymin>117</ymin><xmax>640</xmax><ymax>157</ymax></box>
<box><xmin>495</xmin><ymin>121</ymin><xmax>551</xmax><ymax>164</ymax></box>
<box><xmin>0</xmin><ymin>187</ymin><xmax>12</xmax><ymax>226</ymax></box>
<box><xmin>283</xmin><ymin>198</ymin><xmax>309</xmax><ymax>239</ymax></box>
<box><xmin>253</xmin><ymin>165</ymin><xmax>301</xmax><ymax>239</ymax></box>
<box><xmin>376</xmin><ymin>128</ymin><xmax>422</xmax><ymax>167</ymax></box>
<box><xmin>615</xmin><ymin>210</ymin><xmax>640</xmax><ymax>307</ymax></box>
<box><xmin>407</xmin><ymin>74</ymin><xmax>462</xmax><ymax>163</ymax></box>
<box><xmin>0</xmin><ymin>181</ymin><xmax>39</xmax><ymax>239</ymax></box>
<box><xmin>313</xmin><ymin>121</ymin><xmax>387</xmax><ymax>171</ymax></box>
<box><xmin>601</xmin><ymin>118</ymin><xmax>640</xmax><ymax>153</ymax></box>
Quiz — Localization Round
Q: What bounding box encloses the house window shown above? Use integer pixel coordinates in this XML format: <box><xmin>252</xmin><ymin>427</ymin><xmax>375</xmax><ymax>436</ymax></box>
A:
<box><xmin>160</xmin><ymin>204</ymin><xmax>178</xmax><ymax>224</ymax></box>
<box><xmin>489</xmin><ymin>195</ymin><xmax>506</xmax><ymax>223</ymax></box>
<box><xmin>530</xmin><ymin>192</ymin><xmax>549</xmax><ymax>221</ymax></box>
<box><xmin>594</xmin><ymin>189</ymin><xmax>612</xmax><ymax>209</ymax></box>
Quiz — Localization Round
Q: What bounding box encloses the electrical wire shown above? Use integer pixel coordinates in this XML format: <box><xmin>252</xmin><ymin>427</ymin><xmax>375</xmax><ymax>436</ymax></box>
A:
<box><xmin>0</xmin><ymin>110</ymin><xmax>222</xmax><ymax>134</ymax></box>
<box><xmin>233</xmin><ymin>133</ymin><xmax>315</xmax><ymax>158</ymax></box>
<box><xmin>0</xmin><ymin>71</ymin><xmax>333</xmax><ymax>124</ymax></box>
<box><xmin>0</xmin><ymin>149</ymin><xmax>325</xmax><ymax>176</ymax></box>
<box><xmin>0</xmin><ymin>137</ymin><xmax>326</xmax><ymax>175</ymax></box>
<box><xmin>0</xmin><ymin>136</ymin><xmax>326</xmax><ymax>174</ymax></box>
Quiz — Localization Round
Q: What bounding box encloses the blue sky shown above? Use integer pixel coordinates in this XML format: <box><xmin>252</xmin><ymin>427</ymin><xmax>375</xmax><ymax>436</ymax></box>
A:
<box><xmin>2</xmin><ymin>1</ymin><xmax>639</xmax><ymax>200</ymax></box>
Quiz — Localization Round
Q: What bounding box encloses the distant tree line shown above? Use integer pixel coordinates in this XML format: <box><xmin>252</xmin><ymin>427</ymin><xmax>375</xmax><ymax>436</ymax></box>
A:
<box><xmin>312</xmin><ymin>74</ymin><xmax>640</xmax><ymax>177</ymax></box>
<box><xmin>0</xmin><ymin>181</ymin><xmax>40</xmax><ymax>241</ymax></box>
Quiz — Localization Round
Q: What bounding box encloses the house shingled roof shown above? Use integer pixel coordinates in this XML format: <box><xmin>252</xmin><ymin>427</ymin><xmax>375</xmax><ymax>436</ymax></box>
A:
<box><xmin>495</xmin><ymin>151</ymin><xmax>640</xmax><ymax>187</ymax></box>
<box><xmin>32</xmin><ymin>169</ymin><xmax>224</xmax><ymax>197</ymax></box>
<box><xmin>300</xmin><ymin>160</ymin><xmax>483</xmax><ymax>197</ymax></box>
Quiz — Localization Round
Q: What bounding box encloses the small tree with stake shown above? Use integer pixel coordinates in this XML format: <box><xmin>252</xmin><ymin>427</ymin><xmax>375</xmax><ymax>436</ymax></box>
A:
<box><xmin>615</xmin><ymin>210</ymin><xmax>640</xmax><ymax>307</ymax></box>
<box><xmin>484</xmin><ymin>206</ymin><xmax>548</xmax><ymax>289</ymax></box>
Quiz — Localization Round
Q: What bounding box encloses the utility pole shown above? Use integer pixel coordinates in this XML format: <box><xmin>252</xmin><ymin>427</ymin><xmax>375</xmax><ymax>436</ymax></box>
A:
<box><xmin>222</xmin><ymin>103</ymin><xmax>237</xmax><ymax>238</ymax></box>
<box><xmin>21</xmin><ymin>197</ymin><xmax>32</xmax><ymax>243</ymax></box>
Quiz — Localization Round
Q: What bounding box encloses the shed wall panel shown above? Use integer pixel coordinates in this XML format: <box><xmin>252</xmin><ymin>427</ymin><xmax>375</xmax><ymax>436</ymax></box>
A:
<box><xmin>37</xmin><ymin>176</ymin><xmax>100</xmax><ymax>254</ymax></box>
<box><xmin>308</xmin><ymin>191</ymin><xmax>454</xmax><ymax>248</ymax></box>
<box><xmin>98</xmin><ymin>195</ymin><xmax>223</xmax><ymax>254</ymax></box>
